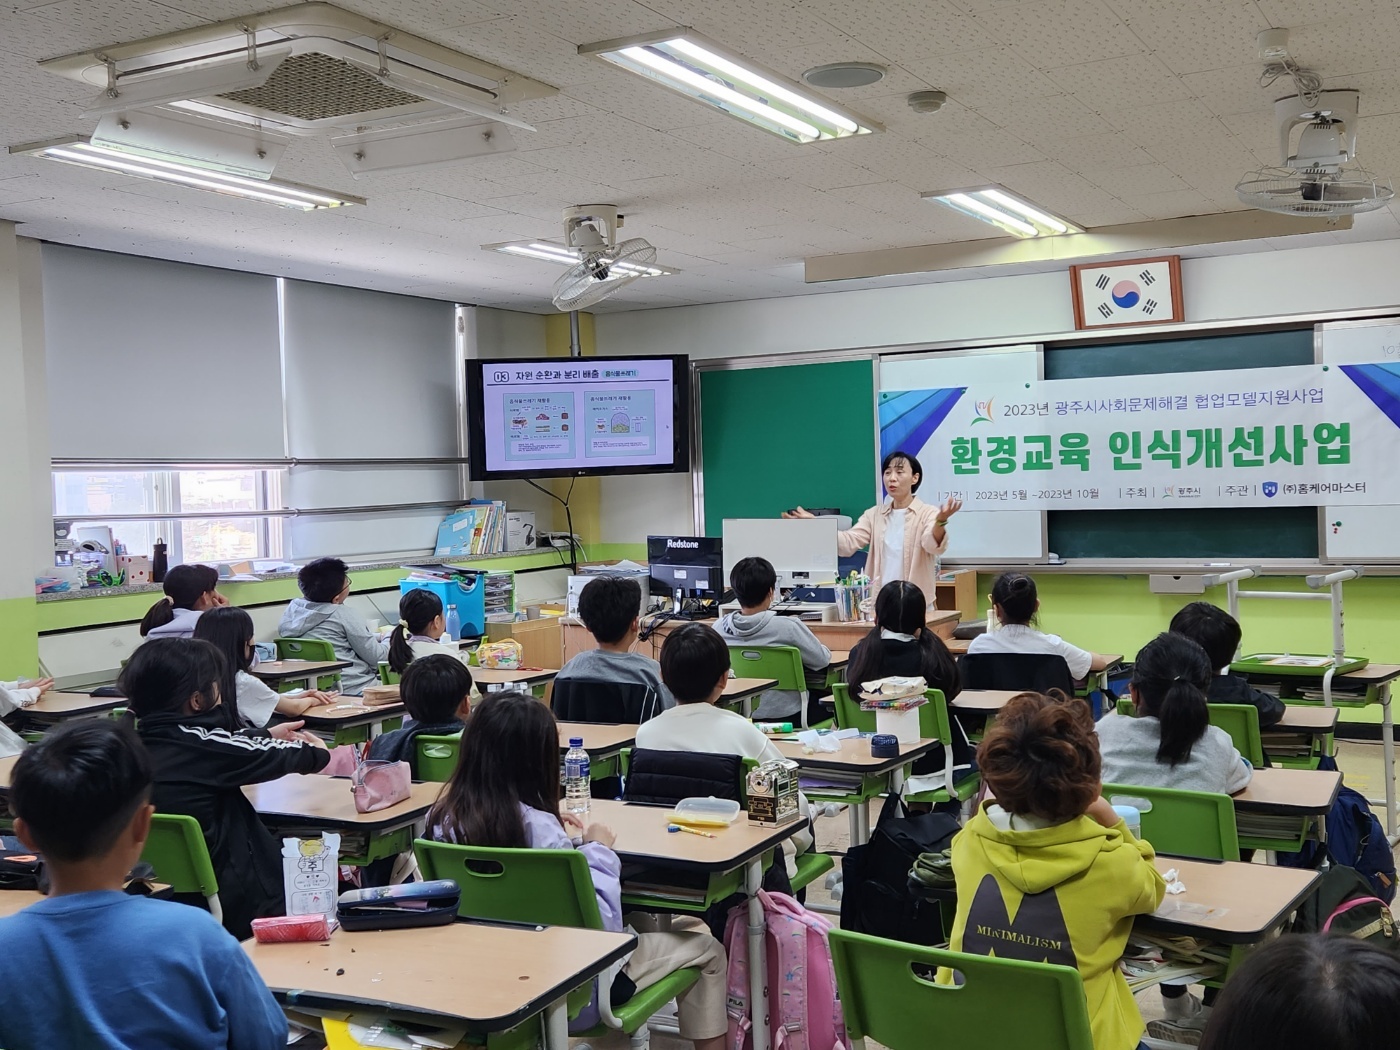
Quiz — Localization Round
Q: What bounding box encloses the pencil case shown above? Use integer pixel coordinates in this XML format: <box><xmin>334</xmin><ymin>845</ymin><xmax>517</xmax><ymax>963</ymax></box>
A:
<box><xmin>337</xmin><ymin>879</ymin><xmax>461</xmax><ymax>931</ymax></box>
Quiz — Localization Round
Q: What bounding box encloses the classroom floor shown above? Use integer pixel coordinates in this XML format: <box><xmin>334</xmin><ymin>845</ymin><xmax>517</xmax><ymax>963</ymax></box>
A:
<box><xmin>587</xmin><ymin>740</ymin><xmax>1399</xmax><ymax>1050</ymax></box>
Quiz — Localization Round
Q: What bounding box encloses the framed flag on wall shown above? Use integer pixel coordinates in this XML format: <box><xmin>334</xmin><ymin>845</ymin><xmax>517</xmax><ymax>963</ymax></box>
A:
<box><xmin>1069</xmin><ymin>255</ymin><xmax>1184</xmax><ymax>330</ymax></box>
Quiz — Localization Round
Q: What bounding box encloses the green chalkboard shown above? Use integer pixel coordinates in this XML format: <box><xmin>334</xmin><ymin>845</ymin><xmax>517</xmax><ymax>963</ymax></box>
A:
<box><xmin>700</xmin><ymin>360</ymin><xmax>875</xmax><ymax>536</ymax></box>
<box><xmin>1045</xmin><ymin>327</ymin><xmax>1319</xmax><ymax>559</ymax></box>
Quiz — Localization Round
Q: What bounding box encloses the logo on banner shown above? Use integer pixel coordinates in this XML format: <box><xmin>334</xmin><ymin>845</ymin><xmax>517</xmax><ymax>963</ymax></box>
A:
<box><xmin>1263</xmin><ymin>482</ymin><xmax>1279</xmax><ymax>498</ymax></box>
<box><xmin>973</xmin><ymin>399</ymin><xmax>995</xmax><ymax>425</ymax></box>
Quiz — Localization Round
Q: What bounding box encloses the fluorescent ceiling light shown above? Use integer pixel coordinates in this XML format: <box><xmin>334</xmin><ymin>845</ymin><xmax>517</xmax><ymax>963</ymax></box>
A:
<box><xmin>486</xmin><ymin>240</ymin><xmax>677</xmax><ymax>278</ymax></box>
<box><xmin>579</xmin><ymin>29</ymin><xmax>877</xmax><ymax>144</ymax></box>
<box><xmin>922</xmin><ymin>186</ymin><xmax>1083</xmax><ymax>239</ymax></box>
<box><xmin>9</xmin><ymin>137</ymin><xmax>363</xmax><ymax>210</ymax></box>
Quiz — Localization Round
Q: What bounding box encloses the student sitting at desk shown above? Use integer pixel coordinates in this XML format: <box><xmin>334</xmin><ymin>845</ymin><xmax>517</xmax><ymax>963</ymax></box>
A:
<box><xmin>966</xmin><ymin>571</ymin><xmax>1103</xmax><ymax>680</ymax></box>
<box><xmin>0</xmin><ymin>720</ymin><xmax>288</xmax><ymax>1050</ymax></box>
<box><xmin>847</xmin><ymin>580</ymin><xmax>961</xmax><ymax>699</ymax></box>
<box><xmin>715</xmin><ymin>557</ymin><xmax>831</xmax><ymax>724</ymax></box>
<box><xmin>427</xmin><ymin>691</ymin><xmax>729</xmax><ymax>1050</ymax></box>
<box><xmin>943</xmin><ymin>692</ymin><xmax>1165</xmax><ymax>1050</ymax></box>
<box><xmin>0</xmin><ymin>675</ymin><xmax>55</xmax><ymax>759</ymax></box>
<box><xmin>1169</xmin><ymin>602</ymin><xmax>1287</xmax><ymax>728</ymax></box>
<box><xmin>386</xmin><ymin>588</ymin><xmax>475</xmax><ymax>676</ymax></box>
<box><xmin>120</xmin><ymin>638</ymin><xmax>330</xmax><ymax>940</ymax></box>
<box><xmin>367</xmin><ymin>654</ymin><xmax>473</xmax><ymax>775</ymax></box>
<box><xmin>639</xmin><ymin>622</ymin><xmax>815</xmax><ymax>875</ymax></box>
<box><xmin>194</xmin><ymin>607</ymin><xmax>338</xmax><ymax>729</ymax></box>
<box><xmin>278</xmin><ymin>557</ymin><xmax>388</xmax><ymax>696</ymax></box>
<box><xmin>556</xmin><ymin>575</ymin><xmax>674</xmax><ymax>713</ymax></box>
<box><xmin>139</xmin><ymin>563</ymin><xmax>228</xmax><ymax>640</ymax></box>
<box><xmin>1095</xmin><ymin>632</ymin><xmax>1253</xmax><ymax>1043</ymax></box>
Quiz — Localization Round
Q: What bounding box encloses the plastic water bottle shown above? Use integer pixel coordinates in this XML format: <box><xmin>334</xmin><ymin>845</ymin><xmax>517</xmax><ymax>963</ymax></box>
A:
<box><xmin>564</xmin><ymin>737</ymin><xmax>590</xmax><ymax>816</ymax></box>
<box><xmin>444</xmin><ymin>603</ymin><xmax>461</xmax><ymax>641</ymax></box>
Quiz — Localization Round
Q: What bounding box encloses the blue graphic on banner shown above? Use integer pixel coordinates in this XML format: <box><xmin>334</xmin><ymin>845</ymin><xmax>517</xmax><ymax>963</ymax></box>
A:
<box><xmin>1340</xmin><ymin>363</ymin><xmax>1400</xmax><ymax>429</ymax></box>
<box><xmin>878</xmin><ymin>387</ymin><xmax>964</xmax><ymax>460</ymax></box>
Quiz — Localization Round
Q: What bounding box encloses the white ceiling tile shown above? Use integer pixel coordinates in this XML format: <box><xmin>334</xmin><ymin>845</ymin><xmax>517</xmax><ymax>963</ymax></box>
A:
<box><xmin>1288</xmin><ymin>17</ymin><xmax>1400</xmax><ymax>78</ymax></box>
<box><xmin>1179</xmin><ymin>65</ymin><xmax>1277</xmax><ymax>119</ymax></box>
<box><xmin>975</xmin><ymin>93</ymin><xmax>1118</xmax><ymax>143</ymax></box>
<box><xmin>1039</xmin><ymin>132</ymin><xmax>1155</xmax><ymax>170</ymax></box>
<box><xmin>642</xmin><ymin>0</ymin><xmax>853</xmax><ymax>51</ymax></box>
<box><xmin>1117</xmin><ymin>187</ymin><xmax>1227</xmax><ymax>218</ymax></box>
<box><xmin>797</xmin><ymin>0</ymin><xmax>1001</xmax><ymax>64</ymax></box>
<box><xmin>1111</xmin><ymin>1</ymin><xmax>1269</xmax><ymax>75</ymax></box>
<box><xmin>1048</xmin><ymin>53</ymin><xmax>1194</xmax><ymax>109</ymax></box>
<box><xmin>901</xmin><ymin>47</ymin><xmax>1062</xmax><ymax>107</ymax></box>
<box><xmin>970</xmin><ymin>0</ymin><xmax>1148</xmax><ymax>67</ymax></box>
<box><xmin>1084</xmin><ymin>164</ymin><xmax>1191</xmax><ymax>196</ymax></box>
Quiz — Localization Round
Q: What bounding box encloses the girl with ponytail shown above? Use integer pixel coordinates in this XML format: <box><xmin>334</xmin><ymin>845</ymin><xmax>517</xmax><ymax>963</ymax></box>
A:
<box><xmin>138</xmin><ymin>564</ymin><xmax>226</xmax><ymax>639</ymax></box>
<box><xmin>386</xmin><ymin>589</ymin><xmax>474</xmax><ymax>678</ymax></box>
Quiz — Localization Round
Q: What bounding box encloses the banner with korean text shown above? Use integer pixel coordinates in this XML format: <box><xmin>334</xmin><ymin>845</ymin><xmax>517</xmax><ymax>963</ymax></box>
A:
<box><xmin>879</xmin><ymin>362</ymin><xmax>1400</xmax><ymax>511</ymax></box>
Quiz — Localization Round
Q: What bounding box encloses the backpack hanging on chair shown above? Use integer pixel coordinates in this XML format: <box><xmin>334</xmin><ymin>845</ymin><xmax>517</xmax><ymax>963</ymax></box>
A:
<box><xmin>723</xmin><ymin>890</ymin><xmax>850</xmax><ymax>1050</ymax></box>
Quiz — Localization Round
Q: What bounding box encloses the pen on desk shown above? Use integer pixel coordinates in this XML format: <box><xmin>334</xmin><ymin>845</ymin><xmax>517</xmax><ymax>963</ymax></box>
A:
<box><xmin>668</xmin><ymin>823</ymin><xmax>716</xmax><ymax>839</ymax></box>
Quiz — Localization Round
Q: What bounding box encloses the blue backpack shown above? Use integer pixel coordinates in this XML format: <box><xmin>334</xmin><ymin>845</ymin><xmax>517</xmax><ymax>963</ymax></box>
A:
<box><xmin>1279</xmin><ymin>758</ymin><xmax>1396</xmax><ymax>903</ymax></box>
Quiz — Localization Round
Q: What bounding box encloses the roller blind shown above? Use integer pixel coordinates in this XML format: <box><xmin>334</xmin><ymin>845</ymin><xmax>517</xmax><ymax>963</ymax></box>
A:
<box><xmin>42</xmin><ymin>244</ymin><xmax>284</xmax><ymax>459</ymax></box>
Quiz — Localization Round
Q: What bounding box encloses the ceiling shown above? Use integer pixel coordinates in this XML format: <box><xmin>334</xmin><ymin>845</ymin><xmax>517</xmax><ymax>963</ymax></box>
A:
<box><xmin>3</xmin><ymin>0</ymin><xmax>1400</xmax><ymax>313</ymax></box>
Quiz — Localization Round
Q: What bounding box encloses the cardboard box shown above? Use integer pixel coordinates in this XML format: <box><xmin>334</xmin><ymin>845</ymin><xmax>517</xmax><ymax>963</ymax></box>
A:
<box><xmin>507</xmin><ymin>511</ymin><xmax>536</xmax><ymax>551</ymax></box>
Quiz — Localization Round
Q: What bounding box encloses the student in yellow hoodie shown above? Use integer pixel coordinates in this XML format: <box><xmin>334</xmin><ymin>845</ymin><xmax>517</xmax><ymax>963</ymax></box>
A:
<box><xmin>944</xmin><ymin>692</ymin><xmax>1166</xmax><ymax>1050</ymax></box>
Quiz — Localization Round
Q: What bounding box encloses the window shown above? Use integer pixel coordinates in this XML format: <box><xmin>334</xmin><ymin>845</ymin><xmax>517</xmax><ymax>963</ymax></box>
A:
<box><xmin>53</xmin><ymin>469</ymin><xmax>285</xmax><ymax>564</ymax></box>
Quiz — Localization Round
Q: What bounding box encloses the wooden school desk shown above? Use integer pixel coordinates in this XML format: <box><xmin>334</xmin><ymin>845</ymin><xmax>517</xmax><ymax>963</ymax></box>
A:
<box><xmin>1241</xmin><ymin>662</ymin><xmax>1400</xmax><ymax>844</ymax></box>
<box><xmin>1140</xmin><ymin>857</ymin><xmax>1319</xmax><ymax>948</ymax></box>
<box><xmin>245</xmin><ymin>920</ymin><xmax>635</xmax><ymax>1050</ymax></box>
<box><xmin>592</xmin><ymin>798</ymin><xmax>807</xmax><ymax>1050</ymax></box>
<box><xmin>247</xmin><ymin>659</ymin><xmax>351</xmax><ymax>691</ymax></box>
<box><xmin>14</xmin><ymin>692</ymin><xmax>125</xmax><ymax>727</ymax></box>
<box><xmin>472</xmin><ymin>666</ymin><xmax>559</xmax><ymax>695</ymax></box>
<box><xmin>718</xmin><ymin>676</ymin><xmax>779</xmax><ymax>717</ymax></box>
<box><xmin>0</xmin><ymin>755</ymin><xmax>18</xmax><ymax>792</ymax></box>
<box><xmin>557</xmin><ymin>721</ymin><xmax>636</xmax><ymax>782</ymax></box>
<box><xmin>772</xmin><ymin>735</ymin><xmax>944</xmax><ymax>845</ymax></box>
<box><xmin>286</xmin><ymin>700</ymin><xmax>405</xmax><ymax>745</ymax></box>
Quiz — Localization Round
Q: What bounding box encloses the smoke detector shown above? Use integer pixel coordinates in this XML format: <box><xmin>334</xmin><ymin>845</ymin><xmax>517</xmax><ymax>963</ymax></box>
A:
<box><xmin>908</xmin><ymin>90</ymin><xmax>948</xmax><ymax>114</ymax></box>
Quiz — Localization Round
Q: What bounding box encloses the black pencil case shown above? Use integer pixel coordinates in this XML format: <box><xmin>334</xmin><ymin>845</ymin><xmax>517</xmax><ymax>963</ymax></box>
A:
<box><xmin>336</xmin><ymin>879</ymin><xmax>461</xmax><ymax>931</ymax></box>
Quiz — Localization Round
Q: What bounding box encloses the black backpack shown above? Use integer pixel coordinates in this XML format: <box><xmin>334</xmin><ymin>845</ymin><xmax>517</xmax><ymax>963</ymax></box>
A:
<box><xmin>840</xmin><ymin>793</ymin><xmax>959</xmax><ymax>945</ymax></box>
<box><xmin>1290</xmin><ymin>864</ymin><xmax>1400</xmax><ymax>953</ymax></box>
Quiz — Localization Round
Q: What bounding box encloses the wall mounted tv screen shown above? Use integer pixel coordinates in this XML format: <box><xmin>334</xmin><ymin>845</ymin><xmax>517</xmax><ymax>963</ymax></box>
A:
<box><xmin>466</xmin><ymin>354</ymin><xmax>690</xmax><ymax>480</ymax></box>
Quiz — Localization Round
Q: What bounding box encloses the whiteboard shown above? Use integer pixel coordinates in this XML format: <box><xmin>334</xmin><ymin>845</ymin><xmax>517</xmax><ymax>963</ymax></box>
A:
<box><xmin>1319</xmin><ymin>319</ymin><xmax>1400</xmax><ymax>562</ymax></box>
<box><xmin>877</xmin><ymin>345</ymin><xmax>1046</xmax><ymax>562</ymax></box>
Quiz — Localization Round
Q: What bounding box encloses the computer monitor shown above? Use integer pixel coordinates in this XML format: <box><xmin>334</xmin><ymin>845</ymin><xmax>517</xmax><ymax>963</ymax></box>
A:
<box><xmin>721</xmin><ymin>518</ymin><xmax>839</xmax><ymax>593</ymax></box>
<box><xmin>646</xmin><ymin>536</ymin><xmax>723</xmax><ymax>603</ymax></box>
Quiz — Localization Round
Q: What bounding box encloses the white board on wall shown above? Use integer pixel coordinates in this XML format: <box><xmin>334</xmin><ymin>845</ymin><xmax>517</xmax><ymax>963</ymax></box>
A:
<box><xmin>1319</xmin><ymin>319</ymin><xmax>1400</xmax><ymax>562</ymax></box>
<box><xmin>877</xmin><ymin>345</ymin><xmax>1047</xmax><ymax>562</ymax></box>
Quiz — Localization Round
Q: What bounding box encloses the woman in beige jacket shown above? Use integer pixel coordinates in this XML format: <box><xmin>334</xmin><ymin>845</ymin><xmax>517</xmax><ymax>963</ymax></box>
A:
<box><xmin>786</xmin><ymin>451</ymin><xmax>961</xmax><ymax>608</ymax></box>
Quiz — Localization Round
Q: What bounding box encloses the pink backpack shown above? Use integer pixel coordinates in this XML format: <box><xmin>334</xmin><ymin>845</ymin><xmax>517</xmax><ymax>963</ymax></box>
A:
<box><xmin>723</xmin><ymin>890</ymin><xmax>851</xmax><ymax>1050</ymax></box>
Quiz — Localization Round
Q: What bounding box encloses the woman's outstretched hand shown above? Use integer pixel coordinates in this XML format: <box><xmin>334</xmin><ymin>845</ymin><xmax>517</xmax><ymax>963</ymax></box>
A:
<box><xmin>782</xmin><ymin>506</ymin><xmax>815</xmax><ymax>519</ymax></box>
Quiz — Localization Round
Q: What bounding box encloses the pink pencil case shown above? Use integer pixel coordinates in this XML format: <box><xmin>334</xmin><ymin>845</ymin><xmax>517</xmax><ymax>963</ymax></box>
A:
<box><xmin>250</xmin><ymin>914</ymin><xmax>336</xmax><ymax>943</ymax></box>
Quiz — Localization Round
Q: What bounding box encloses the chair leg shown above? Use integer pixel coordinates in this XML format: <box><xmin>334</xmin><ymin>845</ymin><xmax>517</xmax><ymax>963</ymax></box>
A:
<box><xmin>206</xmin><ymin>894</ymin><xmax>223</xmax><ymax>925</ymax></box>
<box><xmin>629</xmin><ymin>1028</ymin><xmax>650</xmax><ymax>1050</ymax></box>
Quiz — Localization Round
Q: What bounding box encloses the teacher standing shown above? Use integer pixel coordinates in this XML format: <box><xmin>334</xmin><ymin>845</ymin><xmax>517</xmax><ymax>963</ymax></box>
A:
<box><xmin>785</xmin><ymin>450</ymin><xmax>961</xmax><ymax>608</ymax></box>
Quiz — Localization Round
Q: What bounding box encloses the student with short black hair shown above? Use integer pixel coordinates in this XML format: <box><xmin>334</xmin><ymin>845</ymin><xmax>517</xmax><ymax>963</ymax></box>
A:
<box><xmin>0</xmin><ymin>719</ymin><xmax>287</xmax><ymax>1050</ymax></box>
<box><xmin>966</xmin><ymin>571</ymin><xmax>1102</xmax><ymax>680</ymax></box>
<box><xmin>554</xmin><ymin>575</ymin><xmax>673</xmax><ymax>711</ymax></box>
<box><xmin>1199</xmin><ymin>934</ymin><xmax>1400</xmax><ymax>1050</ymax></box>
<box><xmin>278</xmin><ymin>557</ymin><xmax>388</xmax><ymax>695</ymax></box>
<box><xmin>944</xmin><ymin>691</ymin><xmax>1165</xmax><ymax>1050</ymax></box>
<box><xmin>139</xmin><ymin>563</ymin><xmax>227</xmax><ymax>639</ymax></box>
<box><xmin>714</xmin><ymin>556</ymin><xmax>831</xmax><ymax>722</ymax></box>
<box><xmin>120</xmin><ymin>638</ymin><xmax>330</xmax><ymax>940</ymax></box>
<box><xmin>194</xmin><ymin>606</ymin><xmax>337</xmax><ymax>728</ymax></box>
<box><xmin>367</xmin><ymin>654</ymin><xmax>473</xmax><ymax>776</ymax></box>
<box><xmin>846</xmin><ymin>580</ymin><xmax>961</xmax><ymax>698</ymax></box>
<box><xmin>386</xmin><ymin>588</ymin><xmax>474</xmax><ymax>676</ymax></box>
<box><xmin>1169</xmin><ymin>601</ymin><xmax>1286</xmax><ymax>728</ymax></box>
<box><xmin>639</xmin><ymin>623</ymin><xmax>815</xmax><ymax>870</ymax></box>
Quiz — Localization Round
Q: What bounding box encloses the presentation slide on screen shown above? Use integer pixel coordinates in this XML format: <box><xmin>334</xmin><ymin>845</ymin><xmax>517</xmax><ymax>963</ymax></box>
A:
<box><xmin>481</xmin><ymin>359</ymin><xmax>676</xmax><ymax>472</ymax></box>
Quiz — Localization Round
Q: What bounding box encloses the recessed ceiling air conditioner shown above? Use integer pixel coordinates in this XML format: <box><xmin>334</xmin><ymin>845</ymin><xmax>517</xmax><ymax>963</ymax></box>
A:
<box><xmin>37</xmin><ymin>2</ymin><xmax>556</xmax><ymax>177</ymax></box>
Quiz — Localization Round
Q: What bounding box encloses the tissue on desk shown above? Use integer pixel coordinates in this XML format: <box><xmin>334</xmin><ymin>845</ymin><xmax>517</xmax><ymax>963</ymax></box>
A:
<box><xmin>794</xmin><ymin>727</ymin><xmax>858</xmax><ymax>753</ymax></box>
<box><xmin>1162</xmin><ymin>868</ymin><xmax>1187</xmax><ymax>895</ymax></box>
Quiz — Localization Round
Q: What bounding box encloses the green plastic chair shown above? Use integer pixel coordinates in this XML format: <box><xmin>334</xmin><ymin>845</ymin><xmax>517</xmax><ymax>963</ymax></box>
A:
<box><xmin>727</xmin><ymin>645</ymin><xmax>830</xmax><ymax>729</ymax></box>
<box><xmin>831</xmin><ymin>682</ymin><xmax>980</xmax><ymax>806</ymax></box>
<box><xmin>829</xmin><ymin>929</ymin><xmax>1095</xmax><ymax>1050</ymax></box>
<box><xmin>378</xmin><ymin>661</ymin><xmax>401</xmax><ymax>686</ymax></box>
<box><xmin>1207</xmin><ymin>703</ymin><xmax>1265</xmax><ymax>768</ymax></box>
<box><xmin>415</xmin><ymin>732</ymin><xmax>462</xmax><ymax>782</ymax></box>
<box><xmin>414</xmin><ymin>840</ymin><xmax>701</xmax><ymax>1048</ymax></box>
<box><xmin>141</xmin><ymin>813</ymin><xmax>222</xmax><ymax>923</ymax></box>
<box><xmin>1101</xmin><ymin>782</ymin><xmax>1240</xmax><ymax>861</ymax></box>
<box><xmin>273</xmin><ymin>637</ymin><xmax>342</xmax><ymax>693</ymax></box>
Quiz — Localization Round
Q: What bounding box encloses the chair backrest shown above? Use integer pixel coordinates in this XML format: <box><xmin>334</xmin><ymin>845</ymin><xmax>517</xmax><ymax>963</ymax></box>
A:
<box><xmin>413</xmin><ymin>839</ymin><xmax>603</xmax><ymax>929</ymax></box>
<box><xmin>958</xmin><ymin>653</ymin><xmax>1076</xmax><ymax>695</ymax></box>
<box><xmin>831</xmin><ymin>682</ymin><xmax>953</xmax><ymax>746</ymax></box>
<box><xmin>829</xmin><ymin>929</ymin><xmax>1095</xmax><ymax>1050</ymax></box>
<box><xmin>1101</xmin><ymin>782</ymin><xmax>1240</xmax><ymax>861</ymax></box>
<box><xmin>621</xmin><ymin>747</ymin><xmax>745</xmax><ymax>805</ymax></box>
<box><xmin>415</xmin><ymin>732</ymin><xmax>463</xmax><ymax>782</ymax></box>
<box><xmin>276</xmin><ymin>637</ymin><xmax>336</xmax><ymax>662</ymax></box>
<box><xmin>141</xmin><ymin>813</ymin><xmax>219</xmax><ymax>897</ymax></box>
<box><xmin>378</xmin><ymin>660</ymin><xmax>401</xmax><ymax>686</ymax></box>
<box><xmin>728</xmin><ymin>645</ymin><xmax>807</xmax><ymax>692</ymax></box>
<box><xmin>1207</xmin><ymin>703</ymin><xmax>1265</xmax><ymax>767</ymax></box>
<box><xmin>552</xmin><ymin>678</ymin><xmax>662</xmax><ymax>724</ymax></box>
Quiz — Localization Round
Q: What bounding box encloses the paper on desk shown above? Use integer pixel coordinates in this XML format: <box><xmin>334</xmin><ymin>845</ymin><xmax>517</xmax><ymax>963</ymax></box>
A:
<box><xmin>1162</xmin><ymin>867</ymin><xmax>1187</xmax><ymax>895</ymax></box>
<box><xmin>794</xmin><ymin>728</ymin><xmax>859</xmax><ymax>752</ymax></box>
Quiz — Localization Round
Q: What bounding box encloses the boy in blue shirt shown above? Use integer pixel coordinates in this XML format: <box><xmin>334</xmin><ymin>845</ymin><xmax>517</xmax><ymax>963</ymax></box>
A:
<box><xmin>0</xmin><ymin>719</ymin><xmax>287</xmax><ymax>1050</ymax></box>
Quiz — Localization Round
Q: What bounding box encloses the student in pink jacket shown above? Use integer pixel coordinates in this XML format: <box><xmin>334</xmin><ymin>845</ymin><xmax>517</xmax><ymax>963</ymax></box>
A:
<box><xmin>786</xmin><ymin>450</ymin><xmax>961</xmax><ymax>608</ymax></box>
